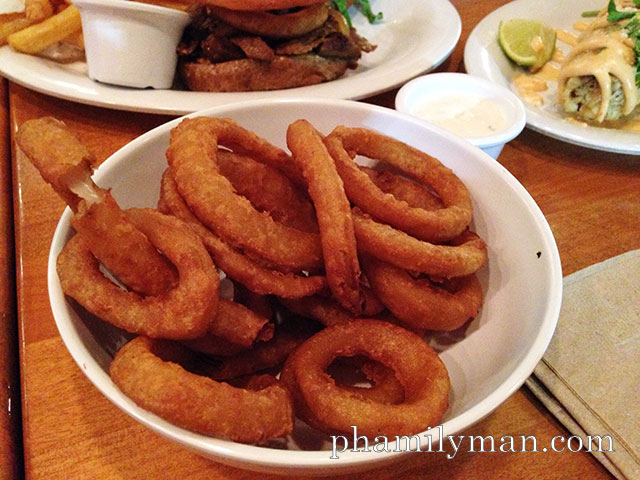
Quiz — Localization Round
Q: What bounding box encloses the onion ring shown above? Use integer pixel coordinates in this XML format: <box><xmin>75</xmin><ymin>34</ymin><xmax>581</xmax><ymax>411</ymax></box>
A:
<box><xmin>181</xmin><ymin>333</ymin><xmax>247</xmax><ymax>357</ymax></box>
<box><xmin>328</xmin><ymin>356</ymin><xmax>405</xmax><ymax>405</ymax></box>
<box><xmin>16</xmin><ymin>117</ymin><xmax>95</xmax><ymax>210</ymax></box>
<box><xmin>287</xmin><ymin>119</ymin><xmax>363</xmax><ymax>314</ymax></box>
<box><xmin>17</xmin><ymin>117</ymin><xmax>177</xmax><ymax>296</ymax></box>
<box><xmin>325</xmin><ymin>126</ymin><xmax>473</xmax><ymax>243</ymax></box>
<box><xmin>279</xmin><ymin>293</ymin><xmax>428</xmax><ymax>337</ymax></box>
<box><xmin>110</xmin><ymin>336</ymin><xmax>293</xmax><ymax>444</ymax></box>
<box><xmin>57</xmin><ymin>209</ymin><xmax>218</xmax><ymax>339</ymax></box>
<box><xmin>361</xmin><ymin>166</ymin><xmax>444</xmax><ymax>211</ymax></box>
<box><xmin>279</xmin><ymin>295</ymin><xmax>356</xmax><ymax>326</ymax></box>
<box><xmin>233</xmin><ymin>283</ymin><xmax>274</xmax><ymax>320</ymax></box>
<box><xmin>197</xmin><ymin>320</ymin><xmax>316</xmax><ymax>380</ymax></box>
<box><xmin>217</xmin><ymin>150</ymin><xmax>317</xmax><ymax>233</ymax></box>
<box><xmin>279</xmin><ymin>288</ymin><xmax>385</xmax><ymax>328</ymax></box>
<box><xmin>354</xmin><ymin>214</ymin><xmax>488</xmax><ymax>278</ymax></box>
<box><xmin>207</xmin><ymin>299</ymin><xmax>273</xmax><ymax>348</ymax></box>
<box><xmin>280</xmin><ymin>319</ymin><xmax>450</xmax><ymax>437</ymax></box>
<box><xmin>362</xmin><ymin>256</ymin><xmax>484</xmax><ymax>331</ymax></box>
<box><xmin>167</xmin><ymin>117</ymin><xmax>323</xmax><ymax>271</ymax></box>
<box><xmin>195</xmin><ymin>0</ymin><xmax>327</xmax><ymax>12</ymax></box>
<box><xmin>158</xmin><ymin>169</ymin><xmax>327</xmax><ymax>298</ymax></box>
<box><xmin>209</xmin><ymin>4</ymin><xmax>329</xmax><ymax>38</ymax></box>
<box><xmin>70</xmin><ymin>193</ymin><xmax>178</xmax><ymax>296</ymax></box>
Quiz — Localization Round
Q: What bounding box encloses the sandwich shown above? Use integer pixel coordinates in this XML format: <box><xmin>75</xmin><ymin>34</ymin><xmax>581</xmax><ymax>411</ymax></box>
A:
<box><xmin>176</xmin><ymin>0</ymin><xmax>377</xmax><ymax>92</ymax></box>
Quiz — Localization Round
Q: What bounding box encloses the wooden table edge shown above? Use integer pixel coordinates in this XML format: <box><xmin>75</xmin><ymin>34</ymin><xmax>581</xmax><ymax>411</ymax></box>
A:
<box><xmin>0</xmin><ymin>77</ymin><xmax>23</xmax><ymax>480</ymax></box>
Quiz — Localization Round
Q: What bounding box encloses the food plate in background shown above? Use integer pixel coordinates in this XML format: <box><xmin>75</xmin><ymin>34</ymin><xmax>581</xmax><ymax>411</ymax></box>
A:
<box><xmin>0</xmin><ymin>0</ymin><xmax>460</xmax><ymax>115</ymax></box>
<box><xmin>464</xmin><ymin>0</ymin><xmax>640</xmax><ymax>155</ymax></box>
<box><xmin>47</xmin><ymin>98</ymin><xmax>562</xmax><ymax>475</ymax></box>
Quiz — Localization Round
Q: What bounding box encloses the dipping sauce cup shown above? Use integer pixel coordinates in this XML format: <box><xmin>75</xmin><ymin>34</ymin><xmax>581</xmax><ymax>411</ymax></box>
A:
<box><xmin>395</xmin><ymin>73</ymin><xmax>526</xmax><ymax>159</ymax></box>
<box><xmin>71</xmin><ymin>0</ymin><xmax>191</xmax><ymax>89</ymax></box>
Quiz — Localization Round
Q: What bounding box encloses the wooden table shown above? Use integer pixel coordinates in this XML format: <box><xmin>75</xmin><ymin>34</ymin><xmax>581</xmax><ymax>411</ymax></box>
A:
<box><xmin>4</xmin><ymin>0</ymin><xmax>639</xmax><ymax>478</ymax></box>
<box><xmin>1</xmin><ymin>68</ymin><xmax>21</xmax><ymax>480</ymax></box>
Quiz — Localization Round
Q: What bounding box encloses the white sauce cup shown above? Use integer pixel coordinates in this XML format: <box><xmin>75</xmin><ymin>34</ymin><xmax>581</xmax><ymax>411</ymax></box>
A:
<box><xmin>71</xmin><ymin>0</ymin><xmax>191</xmax><ymax>89</ymax></box>
<box><xmin>395</xmin><ymin>73</ymin><xmax>526</xmax><ymax>159</ymax></box>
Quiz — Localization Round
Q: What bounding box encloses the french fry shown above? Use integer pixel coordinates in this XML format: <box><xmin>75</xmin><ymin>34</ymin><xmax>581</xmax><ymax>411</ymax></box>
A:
<box><xmin>53</xmin><ymin>0</ymin><xmax>72</xmax><ymax>11</ymax></box>
<box><xmin>0</xmin><ymin>12</ymin><xmax>26</xmax><ymax>22</ymax></box>
<box><xmin>25</xmin><ymin>0</ymin><xmax>54</xmax><ymax>21</ymax></box>
<box><xmin>0</xmin><ymin>15</ymin><xmax>33</xmax><ymax>46</ymax></box>
<box><xmin>7</xmin><ymin>5</ymin><xmax>81</xmax><ymax>54</ymax></box>
<box><xmin>61</xmin><ymin>28</ymin><xmax>83</xmax><ymax>50</ymax></box>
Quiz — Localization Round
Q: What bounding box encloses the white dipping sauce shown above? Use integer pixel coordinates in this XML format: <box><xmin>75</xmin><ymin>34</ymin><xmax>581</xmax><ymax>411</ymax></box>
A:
<box><xmin>412</xmin><ymin>93</ymin><xmax>508</xmax><ymax>138</ymax></box>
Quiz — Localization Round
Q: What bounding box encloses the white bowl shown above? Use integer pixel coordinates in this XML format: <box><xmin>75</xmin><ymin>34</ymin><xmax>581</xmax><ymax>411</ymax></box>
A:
<box><xmin>48</xmin><ymin>98</ymin><xmax>561</xmax><ymax>476</ymax></box>
<box><xmin>71</xmin><ymin>0</ymin><xmax>190</xmax><ymax>89</ymax></box>
<box><xmin>395</xmin><ymin>72</ymin><xmax>526</xmax><ymax>159</ymax></box>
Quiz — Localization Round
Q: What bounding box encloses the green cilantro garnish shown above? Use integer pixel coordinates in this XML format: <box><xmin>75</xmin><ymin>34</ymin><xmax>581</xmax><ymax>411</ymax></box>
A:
<box><xmin>605</xmin><ymin>1</ymin><xmax>640</xmax><ymax>86</ymax></box>
<box><xmin>607</xmin><ymin>0</ymin><xmax>636</xmax><ymax>22</ymax></box>
<box><xmin>332</xmin><ymin>0</ymin><xmax>383</xmax><ymax>28</ymax></box>
<box><xmin>357</xmin><ymin>0</ymin><xmax>383</xmax><ymax>24</ymax></box>
<box><xmin>621</xmin><ymin>13</ymin><xmax>640</xmax><ymax>87</ymax></box>
<box><xmin>332</xmin><ymin>0</ymin><xmax>352</xmax><ymax>27</ymax></box>
<box><xmin>627</xmin><ymin>13</ymin><xmax>640</xmax><ymax>35</ymax></box>
<box><xmin>581</xmin><ymin>9</ymin><xmax>600</xmax><ymax>17</ymax></box>
<box><xmin>634</xmin><ymin>31</ymin><xmax>640</xmax><ymax>87</ymax></box>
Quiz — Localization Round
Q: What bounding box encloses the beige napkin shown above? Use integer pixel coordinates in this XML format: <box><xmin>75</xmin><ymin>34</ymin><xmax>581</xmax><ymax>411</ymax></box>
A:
<box><xmin>525</xmin><ymin>249</ymin><xmax>640</xmax><ymax>480</ymax></box>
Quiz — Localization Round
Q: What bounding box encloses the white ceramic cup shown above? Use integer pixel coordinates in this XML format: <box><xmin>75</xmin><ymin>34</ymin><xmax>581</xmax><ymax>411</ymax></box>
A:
<box><xmin>72</xmin><ymin>0</ymin><xmax>191</xmax><ymax>89</ymax></box>
<box><xmin>395</xmin><ymin>72</ymin><xmax>526</xmax><ymax>159</ymax></box>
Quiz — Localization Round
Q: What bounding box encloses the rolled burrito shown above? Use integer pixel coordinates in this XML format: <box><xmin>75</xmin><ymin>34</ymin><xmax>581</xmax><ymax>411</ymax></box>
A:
<box><xmin>558</xmin><ymin>4</ymin><xmax>639</xmax><ymax>123</ymax></box>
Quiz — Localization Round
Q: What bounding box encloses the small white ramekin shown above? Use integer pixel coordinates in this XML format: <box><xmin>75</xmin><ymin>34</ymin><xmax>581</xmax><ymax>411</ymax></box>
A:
<box><xmin>71</xmin><ymin>0</ymin><xmax>191</xmax><ymax>89</ymax></box>
<box><xmin>395</xmin><ymin>72</ymin><xmax>526</xmax><ymax>159</ymax></box>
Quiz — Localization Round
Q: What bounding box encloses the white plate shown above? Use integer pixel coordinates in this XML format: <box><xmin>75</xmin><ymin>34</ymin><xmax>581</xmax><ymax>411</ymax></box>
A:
<box><xmin>48</xmin><ymin>98</ymin><xmax>562</xmax><ymax>475</ymax></box>
<box><xmin>0</xmin><ymin>0</ymin><xmax>460</xmax><ymax>115</ymax></box>
<box><xmin>464</xmin><ymin>0</ymin><xmax>640</xmax><ymax>155</ymax></box>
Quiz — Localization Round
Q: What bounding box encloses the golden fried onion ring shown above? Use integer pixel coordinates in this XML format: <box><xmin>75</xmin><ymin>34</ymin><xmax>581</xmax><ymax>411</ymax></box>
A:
<box><xmin>280</xmin><ymin>319</ymin><xmax>450</xmax><ymax>437</ymax></box>
<box><xmin>17</xmin><ymin>117</ymin><xmax>177</xmax><ymax>296</ymax></box>
<box><xmin>206</xmin><ymin>299</ymin><xmax>273</xmax><ymax>348</ymax></box>
<box><xmin>287</xmin><ymin>119</ymin><xmax>363</xmax><ymax>314</ymax></box>
<box><xmin>198</xmin><ymin>320</ymin><xmax>317</xmax><ymax>380</ymax></box>
<box><xmin>167</xmin><ymin>117</ymin><xmax>323</xmax><ymax>271</ymax></box>
<box><xmin>71</xmin><ymin>192</ymin><xmax>178</xmax><ymax>296</ymax></box>
<box><xmin>354</xmin><ymin>215</ymin><xmax>488</xmax><ymax>278</ymax></box>
<box><xmin>361</xmin><ymin>166</ymin><xmax>444</xmax><ymax>211</ymax></box>
<box><xmin>209</xmin><ymin>3</ymin><xmax>329</xmax><ymax>38</ymax></box>
<box><xmin>57</xmin><ymin>209</ymin><xmax>218</xmax><ymax>339</ymax></box>
<box><xmin>362</xmin><ymin>256</ymin><xmax>484</xmax><ymax>331</ymax></box>
<box><xmin>110</xmin><ymin>337</ymin><xmax>294</xmax><ymax>444</ymax></box>
<box><xmin>329</xmin><ymin>356</ymin><xmax>405</xmax><ymax>405</ymax></box>
<box><xmin>196</xmin><ymin>0</ymin><xmax>327</xmax><ymax>12</ymax></box>
<box><xmin>325</xmin><ymin>126</ymin><xmax>473</xmax><ymax>243</ymax></box>
<box><xmin>217</xmin><ymin>150</ymin><xmax>318</xmax><ymax>233</ymax></box>
<box><xmin>158</xmin><ymin>169</ymin><xmax>327</xmax><ymax>298</ymax></box>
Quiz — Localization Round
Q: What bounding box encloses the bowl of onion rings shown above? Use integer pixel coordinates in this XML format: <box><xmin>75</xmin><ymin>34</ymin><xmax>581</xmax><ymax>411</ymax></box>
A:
<box><xmin>46</xmin><ymin>98</ymin><xmax>562</xmax><ymax>475</ymax></box>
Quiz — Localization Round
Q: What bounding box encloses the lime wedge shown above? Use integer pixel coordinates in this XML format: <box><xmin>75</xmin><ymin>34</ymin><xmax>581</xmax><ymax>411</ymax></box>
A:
<box><xmin>498</xmin><ymin>19</ymin><xmax>556</xmax><ymax>68</ymax></box>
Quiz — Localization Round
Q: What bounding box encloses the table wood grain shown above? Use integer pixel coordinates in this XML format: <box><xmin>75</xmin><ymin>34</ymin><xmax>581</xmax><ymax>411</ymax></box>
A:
<box><xmin>6</xmin><ymin>0</ymin><xmax>639</xmax><ymax>478</ymax></box>
<box><xmin>0</xmin><ymin>78</ymin><xmax>22</xmax><ymax>480</ymax></box>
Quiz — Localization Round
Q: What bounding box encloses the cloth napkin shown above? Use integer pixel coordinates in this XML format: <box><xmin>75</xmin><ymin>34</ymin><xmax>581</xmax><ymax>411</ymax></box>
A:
<box><xmin>526</xmin><ymin>249</ymin><xmax>640</xmax><ymax>480</ymax></box>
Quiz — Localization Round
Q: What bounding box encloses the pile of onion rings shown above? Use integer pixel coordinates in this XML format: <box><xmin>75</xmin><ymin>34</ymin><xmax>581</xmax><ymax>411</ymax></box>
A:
<box><xmin>17</xmin><ymin>113</ymin><xmax>489</xmax><ymax>446</ymax></box>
